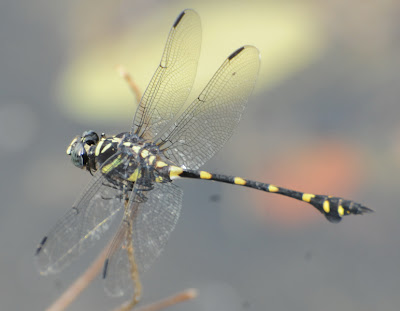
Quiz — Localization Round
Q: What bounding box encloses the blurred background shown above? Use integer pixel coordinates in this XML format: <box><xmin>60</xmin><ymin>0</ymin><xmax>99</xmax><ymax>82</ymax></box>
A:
<box><xmin>1</xmin><ymin>0</ymin><xmax>399</xmax><ymax>310</ymax></box>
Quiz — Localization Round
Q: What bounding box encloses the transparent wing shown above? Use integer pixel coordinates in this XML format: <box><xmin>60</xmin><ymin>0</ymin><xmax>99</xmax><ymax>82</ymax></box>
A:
<box><xmin>103</xmin><ymin>179</ymin><xmax>183</xmax><ymax>297</ymax></box>
<box><xmin>35</xmin><ymin>153</ymin><xmax>132</xmax><ymax>275</ymax></box>
<box><xmin>102</xmin><ymin>215</ymin><xmax>135</xmax><ymax>297</ymax></box>
<box><xmin>132</xmin><ymin>9</ymin><xmax>202</xmax><ymax>140</ymax></box>
<box><xmin>156</xmin><ymin>46</ymin><xmax>260</xmax><ymax>169</ymax></box>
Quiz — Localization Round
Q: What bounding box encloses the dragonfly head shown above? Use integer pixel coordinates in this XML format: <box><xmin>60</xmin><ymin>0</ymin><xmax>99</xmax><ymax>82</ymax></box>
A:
<box><xmin>66</xmin><ymin>130</ymin><xmax>100</xmax><ymax>170</ymax></box>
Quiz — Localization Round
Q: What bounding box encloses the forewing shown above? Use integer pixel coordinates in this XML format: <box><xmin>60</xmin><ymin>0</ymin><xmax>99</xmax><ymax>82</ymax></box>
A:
<box><xmin>35</xmin><ymin>153</ymin><xmax>131</xmax><ymax>275</ymax></box>
<box><xmin>156</xmin><ymin>46</ymin><xmax>260</xmax><ymax>169</ymax></box>
<box><xmin>132</xmin><ymin>9</ymin><xmax>202</xmax><ymax>139</ymax></box>
<box><xmin>103</xmin><ymin>179</ymin><xmax>183</xmax><ymax>297</ymax></box>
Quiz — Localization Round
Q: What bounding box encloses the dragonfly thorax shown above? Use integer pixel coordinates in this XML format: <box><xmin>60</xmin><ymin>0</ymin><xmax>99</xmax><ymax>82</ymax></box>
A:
<box><xmin>66</xmin><ymin>130</ymin><xmax>166</xmax><ymax>176</ymax></box>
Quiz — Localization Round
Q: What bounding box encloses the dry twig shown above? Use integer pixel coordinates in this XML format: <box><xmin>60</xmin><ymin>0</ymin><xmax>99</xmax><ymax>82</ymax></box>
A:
<box><xmin>117</xmin><ymin>65</ymin><xmax>142</xmax><ymax>104</ymax></box>
<box><xmin>114</xmin><ymin>289</ymin><xmax>198</xmax><ymax>311</ymax></box>
<box><xmin>45</xmin><ymin>241</ymin><xmax>112</xmax><ymax>311</ymax></box>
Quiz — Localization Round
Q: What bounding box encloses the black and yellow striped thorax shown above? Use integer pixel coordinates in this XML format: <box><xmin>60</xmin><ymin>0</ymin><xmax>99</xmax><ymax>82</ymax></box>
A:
<box><xmin>66</xmin><ymin>130</ymin><xmax>181</xmax><ymax>185</ymax></box>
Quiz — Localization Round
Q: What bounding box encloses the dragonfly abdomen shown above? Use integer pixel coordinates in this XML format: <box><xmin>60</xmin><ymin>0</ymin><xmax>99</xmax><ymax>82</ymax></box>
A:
<box><xmin>170</xmin><ymin>168</ymin><xmax>373</xmax><ymax>223</ymax></box>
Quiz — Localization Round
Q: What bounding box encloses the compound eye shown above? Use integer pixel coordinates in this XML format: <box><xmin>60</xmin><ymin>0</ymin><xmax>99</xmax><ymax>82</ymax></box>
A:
<box><xmin>66</xmin><ymin>136</ymin><xmax>79</xmax><ymax>155</ymax></box>
<box><xmin>82</xmin><ymin>130</ymin><xmax>99</xmax><ymax>146</ymax></box>
<box><xmin>70</xmin><ymin>142</ymin><xmax>88</xmax><ymax>168</ymax></box>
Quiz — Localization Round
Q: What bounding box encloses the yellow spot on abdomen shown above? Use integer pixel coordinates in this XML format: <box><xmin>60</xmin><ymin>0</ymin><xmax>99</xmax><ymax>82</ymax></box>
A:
<box><xmin>132</xmin><ymin>146</ymin><xmax>140</xmax><ymax>154</ymax></box>
<box><xmin>141</xmin><ymin>149</ymin><xmax>149</xmax><ymax>158</ymax></box>
<box><xmin>200</xmin><ymin>171</ymin><xmax>212</xmax><ymax>179</ymax></box>
<box><xmin>156</xmin><ymin>161</ymin><xmax>168</xmax><ymax>168</ymax></box>
<box><xmin>234</xmin><ymin>177</ymin><xmax>246</xmax><ymax>185</ymax></box>
<box><xmin>302</xmin><ymin>193</ymin><xmax>315</xmax><ymax>203</ymax></box>
<box><xmin>268</xmin><ymin>185</ymin><xmax>279</xmax><ymax>192</ymax></box>
<box><xmin>149</xmin><ymin>155</ymin><xmax>156</xmax><ymax>164</ymax></box>
<box><xmin>323</xmin><ymin>200</ymin><xmax>330</xmax><ymax>214</ymax></box>
<box><xmin>338</xmin><ymin>205</ymin><xmax>344</xmax><ymax>216</ymax></box>
<box><xmin>170</xmin><ymin>166</ymin><xmax>183</xmax><ymax>179</ymax></box>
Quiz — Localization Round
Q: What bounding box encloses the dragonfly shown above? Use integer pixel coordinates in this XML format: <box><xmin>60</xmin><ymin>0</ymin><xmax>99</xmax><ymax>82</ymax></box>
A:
<box><xmin>35</xmin><ymin>9</ymin><xmax>372</xmax><ymax>305</ymax></box>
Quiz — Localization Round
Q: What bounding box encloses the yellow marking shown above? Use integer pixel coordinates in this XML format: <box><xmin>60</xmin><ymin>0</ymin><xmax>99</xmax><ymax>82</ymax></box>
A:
<box><xmin>149</xmin><ymin>155</ymin><xmax>156</xmax><ymax>165</ymax></box>
<box><xmin>127</xmin><ymin>169</ymin><xmax>139</xmax><ymax>182</ymax></box>
<box><xmin>170</xmin><ymin>166</ymin><xmax>183</xmax><ymax>179</ymax></box>
<box><xmin>141</xmin><ymin>149</ymin><xmax>149</xmax><ymax>158</ymax></box>
<box><xmin>66</xmin><ymin>137</ymin><xmax>78</xmax><ymax>154</ymax></box>
<box><xmin>95</xmin><ymin>140</ymin><xmax>105</xmax><ymax>156</ymax></box>
<box><xmin>323</xmin><ymin>200</ymin><xmax>330</xmax><ymax>214</ymax></box>
<box><xmin>200</xmin><ymin>171</ymin><xmax>212</xmax><ymax>179</ymax></box>
<box><xmin>123</xmin><ymin>142</ymin><xmax>132</xmax><ymax>147</ymax></box>
<box><xmin>156</xmin><ymin>176</ymin><xmax>164</xmax><ymax>183</ymax></box>
<box><xmin>234</xmin><ymin>177</ymin><xmax>246</xmax><ymax>185</ymax></box>
<box><xmin>132</xmin><ymin>146</ymin><xmax>141</xmax><ymax>154</ymax></box>
<box><xmin>268</xmin><ymin>185</ymin><xmax>279</xmax><ymax>192</ymax></box>
<box><xmin>302</xmin><ymin>193</ymin><xmax>315</xmax><ymax>202</ymax></box>
<box><xmin>102</xmin><ymin>157</ymin><xmax>122</xmax><ymax>173</ymax></box>
<box><xmin>338</xmin><ymin>205</ymin><xmax>345</xmax><ymax>216</ymax></box>
<box><xmin>101</xmin><ymin>143</ymin><xmax>112</xmax><ymax>153</ymax></box>
<box><xmin>156</xmin><ymin>161</ymin><xmax>168</xmax><ymax>168</ymax></box>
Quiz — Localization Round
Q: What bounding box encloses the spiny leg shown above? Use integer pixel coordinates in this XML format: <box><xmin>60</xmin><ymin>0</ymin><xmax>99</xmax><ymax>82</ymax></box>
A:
<box><xmin>168</xmin><ymin>166</ymin><xmax>373</xmax><ymax>223</ymax></box>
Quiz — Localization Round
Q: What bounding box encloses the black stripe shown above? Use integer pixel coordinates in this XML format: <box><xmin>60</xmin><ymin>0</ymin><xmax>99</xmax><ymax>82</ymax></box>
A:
<box><xmin>173</xmin><ymin>11</ymin><xmax>185</xmax><ymax>28</ymax></box>
<box><xmin>210</xmin><ymin>173</ymin><xmax>234</xmax><ymax>183</ymax></box>
<box><xmin>228</xmin><ymin>46</ymin><xmax>245</xmax><ymax>60</ymax></box>
<box><xmin>179</xmin><ymin>170</ymin><xmax>199</xmax><ymax>178</ymax></box>
<box><xmin>35</xmin><ymin>236</ymin><xmax>47</xmax><ymax>255</ymax></box>
<box><xmin>102</xmin><ymin>258</ymin><xmax>109</xmax><ymax>279</ymax></box>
